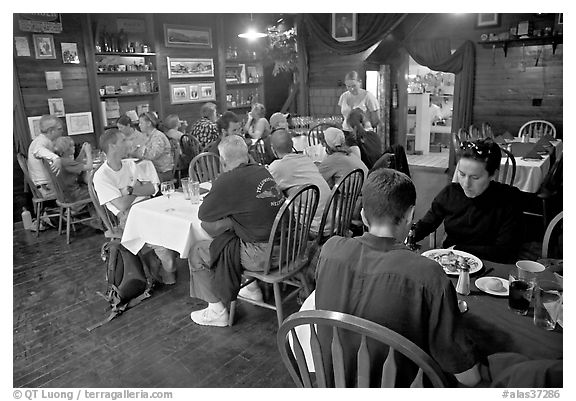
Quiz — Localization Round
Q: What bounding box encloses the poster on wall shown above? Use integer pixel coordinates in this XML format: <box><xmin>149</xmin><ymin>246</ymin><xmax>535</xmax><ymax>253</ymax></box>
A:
<box><xmin>48</xmin><ymin>98</ymin><xmax>65</xmax><ymax>117</ymax></box>
<box><xmin>61</xmin><ymin>43</ymin><xmax>80</xmax><ymax>64</ymax></box>
<box><xmin>19</xmin><ymin>13</ymin><xmax>62</xmax><ymax>33</ymax></box>
<box><xmin>33</xmin><ymin>34</ymin><xmax>56</xmax><ymax>59</ymax></box>
<box><xmin>27</xmin><ymin>116</ymin><xmax>43</xmax><ymax>139</ymax></box>
<box><xmin>14</xmin><ymin>37</ymin><xmax>31</xmax><ymax>57</ymax></box>
<box><xmin>66</xmin><ymin>112</ymin><xmax>94</xmax><ymax>135</ymax></box>
<box><xmin>45</xmin><ymin>71</ymin><xmax>63</xmax><ymax>90</ymax></box>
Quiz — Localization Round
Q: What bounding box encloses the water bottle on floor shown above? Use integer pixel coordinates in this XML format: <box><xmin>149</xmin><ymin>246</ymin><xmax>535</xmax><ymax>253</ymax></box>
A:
<box><xmin>22</xmin><ymin>207</ymin><xmax>33</xmax><ymax>230</ymax></box>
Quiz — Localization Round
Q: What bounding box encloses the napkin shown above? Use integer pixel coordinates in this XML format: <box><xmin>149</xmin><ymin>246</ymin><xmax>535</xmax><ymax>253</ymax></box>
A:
<box><xmin>523</xmin><ymin>145</ymin><xmax>544</xmax><ymax>160</ymax></box>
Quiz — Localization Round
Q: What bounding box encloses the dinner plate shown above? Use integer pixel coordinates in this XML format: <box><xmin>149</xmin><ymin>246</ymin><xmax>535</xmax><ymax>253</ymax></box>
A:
<box><xmin>421</xmin><ymin>249</ymin><xmax>483</xmax><ymax>276</ymax></box>
<box><xmin>475</xmin><ymin>276</ymin><xmax>509</xmax><ymax>296</ymax></box>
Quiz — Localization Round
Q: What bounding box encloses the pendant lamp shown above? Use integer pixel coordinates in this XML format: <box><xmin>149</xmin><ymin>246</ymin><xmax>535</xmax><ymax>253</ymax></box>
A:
<box><xmin>238</xmin><ymin>14</ymin><xmax>267</xmax><ymax>40</ymax></box>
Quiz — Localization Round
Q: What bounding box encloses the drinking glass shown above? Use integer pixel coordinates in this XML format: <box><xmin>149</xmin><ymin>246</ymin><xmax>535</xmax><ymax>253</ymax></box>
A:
<box><xmin>180</xmin><ymin>178</ymin><xmax>191</xmax><ymax>200</ymax></box>
<box><xmin>533</xmin><ymin>280</ymin><xmax>562</xmax><ymax>330</ymax></box>
<box><xmin>161</xmin><ymin>181</ymin><xmax>175</xmax><ymax>212</ymax></box>
<box><xmin>508</xmin><ymin>261</ymin><xmax>544</xmax><ymax>315</ymax></box>
<box><xmin>190</xmin><ymin>181</ymin><xmax>200</xmax><ymax>205</ymax></box>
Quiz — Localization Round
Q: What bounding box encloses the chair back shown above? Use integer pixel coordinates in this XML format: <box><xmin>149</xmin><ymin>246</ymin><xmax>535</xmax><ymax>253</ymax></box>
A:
<box><xmin>497</xmin><ymin>146</ymin><xmax>517</xmax><ymax>186</ymax></box>
<box><xmin>308</xmin><ymin>123</ymin><xmax>332</xmax><ymax>147</ymax></box>
<box><xmin>250</xmin><ymin>138</ymin><xmax>267</xmax><ymax>165</ymax></box>
<box><xmin>457</xmin><ymin>128</ymin><xmax>470</xmax><ymax>141</ymax></box>
<box><xmin>277</xmin><ymin>310</ymin><xmax>451</xmax><ymax>388</ymax></box>
<box><xmin>316</xmin><ymin>169</ymin><xmax>364</xmax><ymax>244</ymax></box>
<box><xmin>180</xmin><ymin>134</ymin><xmax>202</xmax><ymax>161</ymax></box>
<box><xmin>518</xmin><ymin>120</ymin><xmax>556</xmax><ymax>139</ymax></box>
<box><xmin>468</xmin><ymin>124</ymin><xmax>480</xmax><ymax>140</ymax></box>
<box><xmin>16</xmin><ymin>153</ymin><xmax>50</xmax><ymax>201</ymax></box>
<box><xmin>542</xmin><ymin>211</ymin><xmax>563</xmax><ymax>259</ymax></box>
<box><xmin>262</xmin><ymin>184</ymin><xmax>320</xmax><ymax>275</ymax></box>
<box><xmin>87</xmin><ymin>168</ymin><xmax>122</xmax><ymax>239</ymax></box>
<box><xmin>188</xmin><ymin>152</ymin><xmax>221</xmax><ymax>183</ymax></box>
<box><xmin>481</xmin><ymin>122</ymin><xmax>494</xmax><ymax>139</ymax></box>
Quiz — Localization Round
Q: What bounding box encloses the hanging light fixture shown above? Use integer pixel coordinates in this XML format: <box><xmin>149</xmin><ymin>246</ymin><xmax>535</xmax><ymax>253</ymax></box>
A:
<box><xmin>238</xmin><ymin>14</ymin><xmax>268</xmax><ymax>40</ymax></box>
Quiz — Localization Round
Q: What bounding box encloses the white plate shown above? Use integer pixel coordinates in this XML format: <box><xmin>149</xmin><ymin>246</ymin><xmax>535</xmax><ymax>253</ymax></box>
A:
<box><xmin>475</xmin><ymin>276</ymin><xmax>509</xmax><ymax>296</ymax></box>
<box><xmin>421</xmin><ymin>249</ymin><xmax>483</xmax><ymax>275</ymax></box>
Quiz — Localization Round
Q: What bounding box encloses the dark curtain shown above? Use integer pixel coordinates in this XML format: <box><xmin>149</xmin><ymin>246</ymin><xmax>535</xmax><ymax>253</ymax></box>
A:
<box><xmin>403</xmin><ymin>39</ymin><xmax>476</xmax><ymax>171</ymax></box>
<box><xmin>301</xmin><ymin>14</ymin><xmax>407</xmax><ymax>56</ymax></box>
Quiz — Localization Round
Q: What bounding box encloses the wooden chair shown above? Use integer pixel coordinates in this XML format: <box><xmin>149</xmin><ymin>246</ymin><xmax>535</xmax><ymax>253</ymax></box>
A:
<box><xmin>188</xmin><ymin>152</ymin><xmax>221</xmax><ymax>183</ymax></box>
<box><xmin>277</xmin><ymin>310</ymin><xmax>451</xmax><ymax>388</ymax></box>
<box><xmin>518</xmin><ymin>120</ymin><xmax>556</xmax><ymax>139</ymax></box>
<box><xmin>497</xmin><ymin>145</ymin><xmax>517</xmax><ymax>186</ymax></box>
<box><xmin>468</xmin><ymin>124</ymin><xmax>480</xmax><ymax>140</ymax></box>
<box><xmin>308</xmin><ymin>123</ymin><xmax>332</xmax><ymax>147</ymax></box>
<box><xmin>481</xmin><ymin>122</ymin><xmax>494</xmax><ymax>139</ymax></box>
<box><xmin>249</xmin><ymin>138</ymin><xmax>267</xmax><ymax>165</ymax></box>
<box><xmin>42</xmin><ymin>159</ymin><xmax>98</xmax><ymax>244</ymax></box>
<box><xmin>169</xmin><ymin>139</ymin><xmax>181</xmax><ymax>182</ymax></box>
<box><xmin>316</xmin><ymin>169</ymin><xmax>364</xmax><ymax>245</ymax></box>
<box><xmin>180</xmin><ymin>134</ymin><xmax>202</xmax><ymax>163</ymax></box>
<box><xmin>16</xmin><ymin>153</ymin><xmax>59</xmax><ymax>237</ymax></box>
<box><xmin>230</xmin><ymin>184</ymin><xmax>320</xmax><ymax>327</ymax></box>
<box><xmin>87</xmin><ymin>168</ymin><xmax>123</xmax><ymax>240</ymax></box>
<box><xmin>542</xmin><ymin>211</ymin><xmax>562</xmax><ymax>259</ymax></box>
<box><xmin>524</xmin><ymin>154</ymin><xmax>562</xmax><ymax>229</ymax></box>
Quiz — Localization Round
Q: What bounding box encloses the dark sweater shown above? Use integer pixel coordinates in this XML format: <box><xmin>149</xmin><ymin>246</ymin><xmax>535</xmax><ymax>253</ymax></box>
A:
<box><xmin>413</xmin><ymin>181</ymin><xmax>523</xmax><ymax>263</ymax></box>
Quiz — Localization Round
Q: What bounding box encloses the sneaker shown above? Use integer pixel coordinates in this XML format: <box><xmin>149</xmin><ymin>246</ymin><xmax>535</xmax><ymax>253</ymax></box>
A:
<box><xmin>238</xmin><ymin>283</ymin><xmax>264</xmax><ymax>302</ymax></box>
<box><xmin>190</xmin><ymin>306</ymin><xmax>229</xmax><ymax>327</ymax></box>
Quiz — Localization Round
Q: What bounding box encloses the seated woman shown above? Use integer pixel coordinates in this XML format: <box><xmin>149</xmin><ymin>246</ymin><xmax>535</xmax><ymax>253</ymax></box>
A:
<box><xmin>135</xmin><ymin>112</ymin><xmax>174</xmax><ymax>182</ymax></box>
<box><xmin>345</xmin><ymin>108</ymin><xmax>382</xmax><ymax>169</ymax></box>
<box><xmin>52</xmin><ymin>137</ymin><xmax>93</xmax><ymax>203</ymax></box>
<box><xmin>413</xmin><ymin>138</ymin><xmax>523</xmax><ymax>263</ymax></box>
<box><xmin>318</xmin><ymin>127</ymin><xmax>368</xmax><ymax>188</ymax></box>
<box><xmin>244</xmin><ymin>102</ymin><xmax>270</xmax><ymax>141</ymax></box>
<box><xmin>116</xmin><ymin>115</ymin><xmax>146</xmax><ymax>157</ymax></box>
<box><xmin>163</xmin><ymin>114</ymin><xmax>186</xmax><ymax>169</ymax></box>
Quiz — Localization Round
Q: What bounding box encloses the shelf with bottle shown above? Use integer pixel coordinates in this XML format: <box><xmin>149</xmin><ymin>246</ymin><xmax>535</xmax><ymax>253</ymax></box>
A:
<box><xmin>478</xmin><ymin>34</ymin><xmax>562</xmax><ymax>57</ymax></box>
<box><xmin>225</xmin><ymin>87</ymin><xmax>262</xmax><ymax>110</ymax></box>
<box><xmin>100</xmin><ymin>92</ymin><xmax>159</xmax><ymax>99</ymax></box>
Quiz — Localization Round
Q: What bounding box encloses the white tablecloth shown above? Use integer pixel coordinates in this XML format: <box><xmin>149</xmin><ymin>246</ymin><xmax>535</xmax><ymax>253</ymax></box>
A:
<box><xmin>121</xmin><ymin>191</ymin><xmax>211</xmax><ymax>258</ymax></box>
<box><xmin>452</xmin><ymin>139</ymin><xmax>562</xmax><ymax>193</ymax></box>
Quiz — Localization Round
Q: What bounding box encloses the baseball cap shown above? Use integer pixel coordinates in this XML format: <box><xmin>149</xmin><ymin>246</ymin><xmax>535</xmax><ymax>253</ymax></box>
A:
<box><xmin>269</xmin><ymin>112</ymin><xmax>289</xmax><ymax>128</ymax></box>
<box><xmin>324</xmin><ymin>127</ymin><xmax>346</xmax><ymax>149</ymax></box>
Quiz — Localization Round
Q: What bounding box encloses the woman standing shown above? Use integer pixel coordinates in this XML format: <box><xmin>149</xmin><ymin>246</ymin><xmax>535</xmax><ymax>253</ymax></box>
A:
<box><xmin>338</xmin><ymin>71</ymin><xmax>380</xmax><ymax>131</ymax></box>
<box><xmin>135</xmin><ymin>112</ymin><xmax>174</xmax><ymax>182</ymax></box>
<box><xmin>244</xmin><ymin>103</ymin><xmax>271</xmax><ymax>141</ymax></box>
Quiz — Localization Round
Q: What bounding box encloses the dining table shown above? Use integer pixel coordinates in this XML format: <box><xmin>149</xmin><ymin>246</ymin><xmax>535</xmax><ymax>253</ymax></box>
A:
<box><xmin>291</xmin><ymin>132</ymin><xmax>327</xmax><ymax>163</ymax></box>
<box><xmin>452</xmin><ymin>260</ymin><xmax>563</xmax><ymax>361</ymax></box>
<box><xmin>121</xmin><ymin>184</ymin><xmax>212</xmax><ymax>259</ymax></box>
<box><xmin>452</xmin><ymin>137</ymin><xmax>562</xmax><ymax>193</ymax></box>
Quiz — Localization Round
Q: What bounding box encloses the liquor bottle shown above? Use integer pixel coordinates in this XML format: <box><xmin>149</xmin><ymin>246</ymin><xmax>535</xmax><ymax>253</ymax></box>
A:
<box><xmin>404</xmin><ymin>223</ymin><xmax>419</xmax><ymax>251</ymax></box>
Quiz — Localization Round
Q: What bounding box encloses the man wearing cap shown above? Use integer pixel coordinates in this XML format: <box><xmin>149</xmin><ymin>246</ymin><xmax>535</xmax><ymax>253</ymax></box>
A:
<box><xmin>268</xmin><ymin>128</ymin><xmax>331</xmax><ymax>234</ymax></box>
<box><xmin>319</xmin><ymin>127</ymin><xmax>368</xmax><ymax>188</ymax></box>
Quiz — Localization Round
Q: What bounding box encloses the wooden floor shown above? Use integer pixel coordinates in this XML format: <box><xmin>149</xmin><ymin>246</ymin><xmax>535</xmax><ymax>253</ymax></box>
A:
<box><xmin>13</xmin><ymin>224</ymin><xmax>297</xmax><ymax>388</ymax></box>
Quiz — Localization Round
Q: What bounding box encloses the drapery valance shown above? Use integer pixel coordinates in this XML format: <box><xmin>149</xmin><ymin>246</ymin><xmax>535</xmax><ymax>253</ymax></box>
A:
<box><xmin>301</xmin><ymin>14</ymin><xmax>407</xmax><ymax>56</ymax></box>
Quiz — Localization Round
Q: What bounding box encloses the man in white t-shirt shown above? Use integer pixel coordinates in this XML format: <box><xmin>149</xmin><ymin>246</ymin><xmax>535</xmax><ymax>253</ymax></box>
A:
<box><xmin>27</xmin><ymin>115</ymin><xmax>64</xmax><ymax>197</ymax></box>
<box><xmin>93</xmin><ymin>128</ymin><xmax>177</xmax><ymax>284</ymax></box>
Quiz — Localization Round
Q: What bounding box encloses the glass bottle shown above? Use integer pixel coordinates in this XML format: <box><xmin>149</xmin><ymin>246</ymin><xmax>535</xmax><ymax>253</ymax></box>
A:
<box><xmin>404</xmin><ymin>223</ymin><xmax>419</xmax><ymax>251</ymax></box>
<box><xmin>456</xmin><ymin>266</ymin><xmax>470</xmax><ymax>296</ymax></box>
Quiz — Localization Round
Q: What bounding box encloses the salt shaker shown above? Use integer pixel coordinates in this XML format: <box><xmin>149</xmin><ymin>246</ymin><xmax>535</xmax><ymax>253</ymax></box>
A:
<box><xmin>456</xmin><ymin>266</ymin><xmax>470</xmax><ymax>296</ymax></box>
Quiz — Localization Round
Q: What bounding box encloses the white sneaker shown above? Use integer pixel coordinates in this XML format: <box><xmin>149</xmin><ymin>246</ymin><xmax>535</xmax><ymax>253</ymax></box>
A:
<box><xmin>238</xmin><ymin>283</ymin><xmax>264</xmax><ymax>302</ymax></box>
<box><xmin>190</xmin><ymin>306</ymin><xmax>229</xmax><ymax>327</ymax></box>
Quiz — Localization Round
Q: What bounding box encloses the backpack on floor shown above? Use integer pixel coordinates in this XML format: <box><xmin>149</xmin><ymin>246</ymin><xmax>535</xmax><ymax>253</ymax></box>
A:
<box><xmin>87</xmin><ymin>240</ymin><xmax>154</xmax><ymax>331</ymax></box>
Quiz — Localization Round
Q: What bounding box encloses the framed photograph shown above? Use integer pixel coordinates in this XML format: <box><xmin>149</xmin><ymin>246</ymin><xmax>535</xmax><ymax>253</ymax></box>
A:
<box><xmin>189</xmin><ymin>85</ymin><xmax>199</xmax><ymax>100</ymax></box>
<box><xmin>48</xmin><ymin>98</ymin><xmax>65</xmax><ymax>117</ymax></box>
<box><xmin>33</xmin><ymin>34</ymin><xmax>56</xmax><ymax>59</ymax></box>
<box><xmin>170</xmin><ymin>85</ymin><xmax>189</xmax><ymax>104</ymax></box>
<box><xmin>164</xmin><ymin>24</ymin><xmax>212</xmax><ymax>48</ymax></box>
<box><xmin>476</xmin><ymin>13</ymin><xmax>500</xmax><ymax>28</ymax></box>
<box><xmin>332</xmin><ymin>13</ymin><xmax>357</xmax><ymax>42</ymax></box>
<box><xmin>167</xmin><ymin>57</ymin><xmax>214</xmax><ymax>79</ymax></box>
<box><xmin>14</xmin><ymin>36</ymin><xmax>31</xmax><ymax>57</ymax></box>
<box><xmin>199</xmin><ymin>82</ymin><xmax>215</xmax><ymax>100</ymax></box>
<box><xmin>61</xmin><ymin>42</ymin><xmax>79</xmax><ymax>64</ymax></box>
<box><xmin>65</xmin><ymin>112</ymin><xmax>94</xmax><ymax>135</ymax></box>
<box><xmin>27</xmin><ymin>116</ymin><xmax>43</xmax><ymax>139</ymax></box>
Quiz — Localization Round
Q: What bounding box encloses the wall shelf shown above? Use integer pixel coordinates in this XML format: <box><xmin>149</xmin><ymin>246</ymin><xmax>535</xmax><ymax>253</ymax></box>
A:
<box><xmin>97</xmin><ymin>70</ymin><xmax>158</xmax><ymax>75</ymax></box>
<box><xmin>478</xmin><ymin>35</ymin><xmax>562</xmax><ymax>57</ymax></box>
<box><xmin>226</xmin><ymin>82</ymin><xmax>262</xmax><ymax>86</ymax></box>
<box><xmin>100</xmin><ymin>92</ymin><xmax>158</xmax><ymax>99</ymax></box>
<box><xmin>96</xmin><ymin>52</ymin><xmax>156</xmax><ymax>56</ymax></box>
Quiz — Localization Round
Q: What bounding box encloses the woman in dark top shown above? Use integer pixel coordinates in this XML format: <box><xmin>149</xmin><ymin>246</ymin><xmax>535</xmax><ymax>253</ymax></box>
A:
<box><xmin>345</xmin><ymin>108</ymin><xmax>382</xmax><ymax>169</ymax></box>
<box><xmin>413</xmin><ymin>138</ymin><xmax>523</xmax><ymax>263</ymax></box>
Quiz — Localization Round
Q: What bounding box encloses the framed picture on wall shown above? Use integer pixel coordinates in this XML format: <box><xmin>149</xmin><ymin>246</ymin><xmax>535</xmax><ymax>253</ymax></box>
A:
<box><xmin>65</xmin><ymin>112</ymin><xmax>94</xmax><ymax>135</ymax></box>
<box><xmin>33</xmin><ymin>34</ymin><xmax>56</xmax><ymax>59</ymax></box>
<box><xmin>331</xmin><ymin>13</ymin><xmax>357</xmax><ymax>42</ymax></box>
<box><xmin>167</xmin><ymin>57</ymin><xmax>214</xmax><ymax>79</ymax></box>
<box><xmin>170</xmin><ymin>84</ymin><xmax>189</xmax><ymax>104</ymax></box>
<box><xmin>61</xmin><ymin>42</ymin><xmax>79</xmax><ymax>64</ymax></box>
<box><xmin>164</xmin><ymin>24</ymin><xmax>212</xmax><ymax>48</ymax></box>
<box><xmin>199</xmin><ymin>82</ymin><xmax>216</xmax><ymax>101</ymax></box>
<box><xmin>48</xmin><ymin>98</ymin><xmax>65</xmax><ymax>117</ymax></box>
<box><xmin>27</xmin><ymin>116</ymin><xmax>43</xmax><ymax>139</ymax></box>
<box><xmin>476</xmin><ymin>13</ymin><xmax>500</xmax><ymax>28</ymax></box>
<box><xmin>170</xmin><ymin>82</ymin><xmax>215</xmax><ymax>104</ymax></box>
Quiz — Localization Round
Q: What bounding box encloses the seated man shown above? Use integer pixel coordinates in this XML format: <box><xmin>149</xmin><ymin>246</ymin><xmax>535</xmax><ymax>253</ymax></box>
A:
<box><xmin>413</xmin><ymin>138</ymin><xmax>523</xmax><ymax>263</ymax></box>
<box><xmin>268</xmin><ymin>128</ymin><xmax>331</xmax><ymax>234</ymax></box>
<box><xmin>93</xmin><ymin>129</ymin><xmax>177</xmax><ymax>284</ymax></box>
<box><xmin>190</xmin><ymin>102</ymin><xmax>219</xmax><ymax>149</ymax></box>
<box><xmin>27</xmin><ymin>114</ymin><xmax>64</xmax><ymax>197</ymax></box>
<box><xmin>188</xmin><ymin>135</ymin><xmax>284</xmax><ymax>327</ymax></box>
<box><xmin>315</xmin><ymin>168</ymin><xmax>481</xmax><ymax>387</ymax></box>
<box><xmin>318</xmin><ymin>127</ymin><xmax>368</xmax><ymax>188</ymax></box>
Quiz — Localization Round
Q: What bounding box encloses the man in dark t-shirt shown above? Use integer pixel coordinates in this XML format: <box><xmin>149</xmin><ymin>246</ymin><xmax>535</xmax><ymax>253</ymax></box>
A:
<box><xmin>188</xmin><ymin>135</ymin><xmax>284</xmax><ymax>327</ymax></box>
<box><xmin>315</xmin><ymin>168</ymin><xmax>481</xmax><ymax>387</ymax></box>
